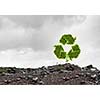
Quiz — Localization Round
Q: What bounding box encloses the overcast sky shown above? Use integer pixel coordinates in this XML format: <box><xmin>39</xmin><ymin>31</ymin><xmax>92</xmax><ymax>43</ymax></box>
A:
<box><xmin>0</xmin><ymin>15</ymin><xmax>100</xmax><ymax>68</ymax></box>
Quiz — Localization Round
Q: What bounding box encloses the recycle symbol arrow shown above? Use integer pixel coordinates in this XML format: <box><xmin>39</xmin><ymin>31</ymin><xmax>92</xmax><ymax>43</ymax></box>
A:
<box><xmin>54</xmin><ymin>34</ymin><xmax>81</xmax><ymax>62</ymax></box>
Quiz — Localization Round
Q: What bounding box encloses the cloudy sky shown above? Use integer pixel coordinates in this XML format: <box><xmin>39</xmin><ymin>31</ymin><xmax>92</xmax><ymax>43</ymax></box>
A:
<box><xmin>0</xmin><ymin>15</ymin><xmax>99</xmax><ymax>68</ymax></box>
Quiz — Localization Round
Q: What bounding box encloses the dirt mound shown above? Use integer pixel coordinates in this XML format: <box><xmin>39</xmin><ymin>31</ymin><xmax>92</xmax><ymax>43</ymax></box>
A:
<box><xmin>0</xmin><ymin>63</ymin><xmax>100</xmax><ymax>85</ymax></box>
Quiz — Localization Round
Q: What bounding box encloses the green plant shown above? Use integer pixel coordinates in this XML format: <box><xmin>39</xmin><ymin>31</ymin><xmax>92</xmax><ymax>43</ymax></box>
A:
<box><xmin>54</xmin><ymin>34</ymin><xmax>81</xmax><ymax>62</ymax></box>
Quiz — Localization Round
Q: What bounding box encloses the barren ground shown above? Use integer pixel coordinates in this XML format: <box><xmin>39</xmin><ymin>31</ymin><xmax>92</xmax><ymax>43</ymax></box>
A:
<box><xmin>0</xmin><ymin>63</ymin><xmax>100</xmax><ymax>85</ymax></box>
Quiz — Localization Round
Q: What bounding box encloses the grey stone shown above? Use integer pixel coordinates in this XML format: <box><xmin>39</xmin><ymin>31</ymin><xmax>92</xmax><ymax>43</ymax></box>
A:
<box><xmin>32</xmin><ymin>77</ymin><xmax>38</xmax><ymax>82</ymax></box>
<box><xmin>17</xmin><ymin>78</ymin><xmax>21</xmax><ymax>81</ymax></box>
<box><xmin>27</xmin><ymin>75</ymin><xmax>33</xmax><ymax>80</ymax></box>
<box><xmin>80</xmin><ymin>81</ymin><xmax>86</xmax><ymax>85</ymax></box>
<box><xmin>63</xmin><ymin>77</ymin><xmax>70</xmax><ymax>81</ymax></box>
<box><xmin>38</xmin><ymin>81</ymin><xmax>44</xmax><ymax>85</ymax></box>
<box><xmin>4</xmin><ymin>79</ymin><xmax>11</xmax><ymax>84</ymax></box>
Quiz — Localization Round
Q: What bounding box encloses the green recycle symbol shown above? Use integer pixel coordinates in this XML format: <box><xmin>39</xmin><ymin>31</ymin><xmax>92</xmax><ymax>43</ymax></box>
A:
<box><xmin>54</xmin><ymin>34</ymin><xmax>81</xmax><ymax>62</ymax></box>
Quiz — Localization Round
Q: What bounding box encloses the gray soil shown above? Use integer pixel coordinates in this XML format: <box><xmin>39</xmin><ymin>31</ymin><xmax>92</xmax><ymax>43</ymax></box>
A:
<box><xmin>0</xmin><ymin>63</ymin><xmax>100</xmax><ymax>85</ymax></box>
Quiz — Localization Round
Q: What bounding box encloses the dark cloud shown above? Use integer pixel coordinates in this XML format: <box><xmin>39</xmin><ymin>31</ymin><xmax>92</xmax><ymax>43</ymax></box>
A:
<box><xmin>0</xmin><ymin>15</ymin><xmax>86</xmax><ymax>51</ymax></box>
<box><xmin>1</xmin><ymin>15</ymin><xmax>100</xmax><ymax>68</ymax></box>
<box><xmin>4</xmin><ymin>15</ymin><xmax>86</xmax><ymax>28</ymax></box>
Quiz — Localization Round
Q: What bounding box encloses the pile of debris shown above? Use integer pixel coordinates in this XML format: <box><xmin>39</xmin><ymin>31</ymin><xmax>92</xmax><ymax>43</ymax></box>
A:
<box><xmin>0</xmin><ymin>63</ymin><xmax>100</xmax><ymax>85</ymax></box>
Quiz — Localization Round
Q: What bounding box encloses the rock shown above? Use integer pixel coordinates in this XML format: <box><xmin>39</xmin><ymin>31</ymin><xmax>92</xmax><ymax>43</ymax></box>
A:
<box><xmin>7</xmin><ymin>68</ymin><xmax>16</xmax><ymax>74</ymax></box>
<box><xmin>95</xmin><ymin>81</ymin><xmax>99</xmax><ymax>84</ymax></box>
<box><xmin>90</xmin><ymin>68</ymin><xmax>97</xmax><ymax>71</ymax></box>
<box><xmin>66</xmin><ymin>66</ymin><xmax>74</xmax><ymax>71</ymax></box>
<box><xmin>32</xmin><ymin>77</ymin><xmax>38</xmax><ymax>83</ymax></box>
<box><xmin>35</xmin><ymin>69</ymin><xmax>43</xmax><ymax>75</ymax></box>
<box><xmin>41</xmin><ymin>66</ymin><xmax>47</xmax><ymax>70</ymax></box>
<box><xmin>48</xmin><ymin>65</ymin><xmax>66</xmax><ymax>72</ymax></box>
<box><xmin>27</xmin><ymin>75</ymin><xmax>33</xmax><ymax>80</ymax></box>
<box><xmin>88</xmin><ymin>81</ymin><xmax>95</xmax><ymax>85</ymax></box>
<box><xmin>22</xmin><ymin>71</ymin><xmax>26</xmax><ymax>74</ymax></box>
<box><xmin>84</xmin><ymin>65</ymin><xmax>97</xmax><ymax>71</ymax></box>
<box><xmin>63</xmin><ymin>77</ymin><xmax>70</xmax><ymax>81</ymax></box>
<box><xmin>38</xmin><ymin>81</ymin><xmax>44</xmax><ymax>85</ymax></box>
<box><xmin>27</xmin><ymin>68</ymin><xmax>32</xmax><ymax>72</ymax></box>
<box><xmin>3</xmin><ymin>73</ymin><xmax>13</xmax><ymax>76</ymax></box>
<box><xmin>76</xmin><ymin>73</ymin><xmax>84</xmax><ymax>77</ymax></box>
<box><xmin>85</xmin><ymin>72</ymin><xmax>91</xmax><ymax>77</ymax></box>
<box><xmin>44</xmin><ymin>75</ymin><xmax>48</xmax><ymax>78</ymax></box>
<box><xmin>0</xmin><ymin>72</ymin><xmax>5</xmax><ymax>76</ymax></box>
<box><xmin>74</xmin><ymin>75</ymin><xmax>79</xmax><ymax>78</ymax></box>
<box><xmin>4</xmin><ymin>79</ymin><xmax>11</xmax><ymax>84</ymax></box>
<box><xmin>90</xmin><ymin>74</ymin><xmax>97</xmax><ymax>80</ymax></box>
<box><xmin>86</xmin><ymin>65</ymin><xmax>93</xmax><ymax>69</ymax></box>
<box><xmin>97</xmin><ymin>74</ymin><xmax>100</xmax><ymax>80</ymax></box>
<box><xmin>4</xmin><ymin>80</ymin><xmax>8</xmax><ymax>83</ymax></box>
<box><xmin>16</xmin><ymin>78</ymin><xmax>21</xmax><ymax>81</ymax></box>
<box><xmin>59</xmin><ymin>70</ymin><xmax>71</xmax><ymax>73</ymax></box>
<box><xmin>39</xmin><ymin>67</ymin><xmax>50</xmax><ymax>75</ymax></box>
<box><xmin>41</xmin><ymin>71</ymin><xmax>48</xmax><ymax>76</ymax></box>
<box><xmin>80</xmin><ymin>81</ymin><xmax>86</xmax><ymax>85</ymax></box>
<box><xmin>19</xmin><ymin>75</ymin><xmax>26</xmax><ymax>79</ymax></box>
